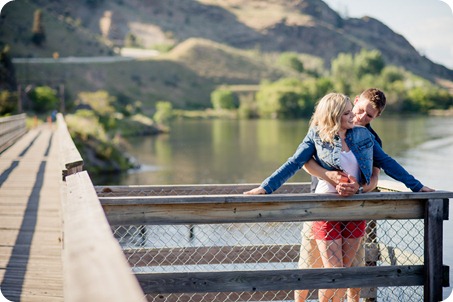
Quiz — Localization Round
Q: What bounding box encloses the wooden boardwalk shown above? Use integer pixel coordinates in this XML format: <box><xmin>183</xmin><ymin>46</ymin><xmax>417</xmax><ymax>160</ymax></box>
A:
<box><xmin>0</xmin><ymin>125</ymin><xmax>63</xmax><ymax>301</ymax></box>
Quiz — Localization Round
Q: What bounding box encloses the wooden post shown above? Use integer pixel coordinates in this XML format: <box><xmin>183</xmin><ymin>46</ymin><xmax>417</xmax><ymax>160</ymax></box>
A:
<box><xmin>17</xmin><ymin>84</ymin><xmax>22</xmax><ymax>113</ymax></box>
<box><xmin>59</xmin><ymin>84</ymin><xmax>65</xmax><ymax>114</ymax></box>
<box><xmin>424</xmin><ymin>198</ymin><xmax>445</xmax><ymax>302</ymax></box>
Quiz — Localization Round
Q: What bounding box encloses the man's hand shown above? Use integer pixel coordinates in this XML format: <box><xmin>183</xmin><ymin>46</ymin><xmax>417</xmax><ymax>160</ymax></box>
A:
<box><xmin>336</xmin><ymin>175</ymin><xmax>360</xmax><ymax>196</ymax></box>
<box><xmin>244</xmin><ymin>187</ymin><xmax>266</xmax><ymax>195</ymax></box>
<box><xmin>419</xmin><ymin>186</ymin><xmax>435</xmax><ymax>192</ymax></box>
<box><xmin>325</xmin><ymin>171</ymin><xmax>349</xmax><ymax>186</ymax></box>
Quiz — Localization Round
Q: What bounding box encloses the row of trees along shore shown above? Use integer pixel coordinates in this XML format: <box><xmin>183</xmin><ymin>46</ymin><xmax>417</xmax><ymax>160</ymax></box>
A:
<box><xmin>210</xmin><ymin>49</ymin><xmax>453</xmax><ymax>119</ymax></box>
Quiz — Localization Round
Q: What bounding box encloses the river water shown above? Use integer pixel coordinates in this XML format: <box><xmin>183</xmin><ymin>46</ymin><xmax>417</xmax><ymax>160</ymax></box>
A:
<box><xmin>95</xmin><ymin>115</ymin><xmax>453</xmax><ymax>300</ymax></box>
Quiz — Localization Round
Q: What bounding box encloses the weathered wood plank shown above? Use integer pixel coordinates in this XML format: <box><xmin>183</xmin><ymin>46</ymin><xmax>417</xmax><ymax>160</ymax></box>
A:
<box><xmin>136</xmin><ymin>265</ymin><xmax>424</xmax><ymax>294</ymax></box>
<box><xmin>0</xmin><ymin>126</ymin><xmax>64</xmax><ymax>302</ymax></box>
<box><xmin>100</xmin><ymin>190</ymin><xmax>453</xmax><ymax>205</ymax></box>
<box><xmin>63</xmin><ymin>171</ymin><xmax>146</xmax><ymax>302</ymax></box>
<box><xmin>102</xmin><ymin>197</ymin><xmax>427</xmax><ymax>225</ymax></box>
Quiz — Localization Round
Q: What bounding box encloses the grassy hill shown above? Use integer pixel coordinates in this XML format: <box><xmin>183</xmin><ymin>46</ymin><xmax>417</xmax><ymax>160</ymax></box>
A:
<box><xmin>2</xmin><ymin>0</ymin><xmax>453</xmax><ymax>113</ymax></box>
<box><xmin>13</xmin><ymin>38</ymin><xmax>311</xmax><ymax>112</ymax></box>
<box><xmin>0</xmin><ymin>0</ymin><xmax>113</xmax><ymax>57</ymax></box>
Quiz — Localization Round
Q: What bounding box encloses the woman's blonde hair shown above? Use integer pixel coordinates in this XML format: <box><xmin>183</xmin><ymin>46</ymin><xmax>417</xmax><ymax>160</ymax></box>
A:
<box><xmin>309</xmin><ymin>93</ymin><xmax>351</xmax><ymax>144</ymax></box>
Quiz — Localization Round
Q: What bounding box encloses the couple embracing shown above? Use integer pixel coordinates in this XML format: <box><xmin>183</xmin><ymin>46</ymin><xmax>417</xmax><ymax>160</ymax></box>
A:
<box><xmin>244</xmin><ymin>88</ymin><xmax>434</xmax><ymax>302</ymax></box>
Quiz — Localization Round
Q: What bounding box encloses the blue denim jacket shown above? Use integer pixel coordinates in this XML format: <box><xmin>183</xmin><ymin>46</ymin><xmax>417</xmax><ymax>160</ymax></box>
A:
<box><xmin>261</xmin><ymin>126</ymin><xmax>423</xmax><ymax>193</ymax></box>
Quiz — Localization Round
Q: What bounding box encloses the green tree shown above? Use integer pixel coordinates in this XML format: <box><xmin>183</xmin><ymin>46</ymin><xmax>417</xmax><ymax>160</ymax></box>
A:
<box><xmin>331</xmin><ymin>49</ymin><xmax>386</xmax><ymax>96</ymax></box>
<box><xmin>302</xmin><ymin>78</ymin><xmax>334</xmax><ymax>107</ymax></box>
<box><xmin>28</xmin><ymin>86</ymin><xmax>58</xmax><ymax>113</ymax></box>
<box><xmin>355</xmin><ymin>49</ymin><xmax>385</xmax><ymax>77</ymax></box>
<box><xmin>211</xmin><ymin>88</ymin><xmax>236</xmax><ymax>110</ymax></box>
<box><xmin>77</xmin><ymin>90</ymin><xmax>117</xmax><ymax>129</ymax></box>
<box><xmin>31</xmin><ymin>9</ymin><xmax>46</xmax><ymax>46</ymax></box>
<box><xmin>238</xmin><ymin>94</ymin><xmax>257</xmax><ymax>119</ymax></box>
<box><xmin>404</xmin><ymin>86</ymin><xmax>453</xmax><ymax>113</ymax></box>
<box><xmin>277</xmin><ymin>52</ymin><xmax>304</xmax><ymax>73</ymax></box>
<box><xmin>256</xmin><ymin>78</ymin><xmax>306</xmax><ymax>118</ymax></box>
<box><xmin>380</xmin><ymin>65</ymin><xmax>405</xmax><ymax>83</ymax></box>
<box><xmin>0</xmin><ymin>90</ymin><xmax>17</xmax><ymax>115</ymax></box>
<box><xmin>330</xmin><ymin>53</ymin><xmax>355</xmax><ymax>95</ymax></box>
<box><xmin>77</xmin><ymin>90</ymin><xmax>116</xmax><ymax>116</ymax></box>
<box><xmin>153</xmin><ymin>101</ymin><xmax>173</xmax><ymax>125</ymax></box>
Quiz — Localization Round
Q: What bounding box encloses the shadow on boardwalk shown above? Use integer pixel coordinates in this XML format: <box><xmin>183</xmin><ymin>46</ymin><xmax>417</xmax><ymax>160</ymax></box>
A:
<box><xmin>0</xmin><ymin>127</ymin><xmax>63</xmax><ymax>301</ymax></box>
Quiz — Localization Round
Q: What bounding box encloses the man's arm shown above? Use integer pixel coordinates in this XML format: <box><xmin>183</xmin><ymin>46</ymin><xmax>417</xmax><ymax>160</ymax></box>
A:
<box><xmin>372</xmin><ymin>142</ymin><xmax>434</xmax><ymax>192</ymax></box>
<box><xmin>303</xmin><ymin>159</ymin><xmax>380</xmax><ymax>196</ymax></box>
<box><xmin>303</xmin><ymin>159</ymin><xmax>347</xmax><ymax>187</ymax></box>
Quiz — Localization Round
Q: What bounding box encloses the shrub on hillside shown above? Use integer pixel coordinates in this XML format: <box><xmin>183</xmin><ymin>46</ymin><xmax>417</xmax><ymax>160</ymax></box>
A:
<box><xmin>0</xmin><ymin>90</ymin><xmax>17</xmax><ymax>115</ymax></box>
<box><xmin>211</xmin><ymin>88</ymin><xmax>237</xmax><ymax>110</ymax></box>
<box><xmin>153</xmin><ymin>101</ymin><xmax>173</xmax><ymax>125</ymax></box>
<box><xmin>277</xmin><ymin>52</ymin><xmax>304</xmax><ymax>73</ymax></box>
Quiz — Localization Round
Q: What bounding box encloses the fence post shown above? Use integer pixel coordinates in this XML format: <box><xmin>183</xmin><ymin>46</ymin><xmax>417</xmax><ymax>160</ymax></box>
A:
<box><xmin>424</xmin><ymin>198</ymin><xmax>445</xmax><ymax>302</ymax></box>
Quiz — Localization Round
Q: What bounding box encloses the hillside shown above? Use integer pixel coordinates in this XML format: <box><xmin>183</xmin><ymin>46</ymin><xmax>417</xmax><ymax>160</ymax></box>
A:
<box><xmin>1</xmin><ymin>0</ymin><xmax>453</xmax><ymax>110</ymax></box>
<box><xmin>12</xmin><ymin>38</ymin><xmax>297</xmax><ymax>111</ymax></box>
<box><xmin>3</xmin><ymin>0</ymin><xmax>451</xmax><ymax>82</ymax></box>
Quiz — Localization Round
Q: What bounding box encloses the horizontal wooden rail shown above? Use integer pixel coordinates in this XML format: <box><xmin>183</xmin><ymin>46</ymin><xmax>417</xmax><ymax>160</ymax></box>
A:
<box><xmin>136</xmin><ymin>265</ymin><xmax>424</xmax><ymax>294</ymax></box>
<box><xmin>57</xmin><ymin>113</ymin><xmax>83</xmax><ymax>180</ymax></box>
<box><xmin>99</xmin><ymin>191</ymin><xmax>453</xmax><ymax>226</ymax></box>
<box><xmin>63</xmin><ymin>171</ymin><xmax>145</xmax><ymax>302</ymax></box>
<box><xmin>0</xmin><ymin>113</ymin><xmax>27</xmax><ymax>153</ymax></box>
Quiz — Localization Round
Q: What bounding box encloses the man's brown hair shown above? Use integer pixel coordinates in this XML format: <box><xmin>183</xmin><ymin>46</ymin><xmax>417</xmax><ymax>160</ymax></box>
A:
<box><xmin>360</xmin><ymin>88</ymin><xmax>386</xmax><ymax>115</ymax></box>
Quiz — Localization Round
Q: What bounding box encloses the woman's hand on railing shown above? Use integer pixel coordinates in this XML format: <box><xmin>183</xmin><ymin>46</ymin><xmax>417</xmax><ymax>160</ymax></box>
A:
<box><xmin>419</xmin><ymin>186</ymin><xmax>435</xmax><ymax>192</ymax></box>
<box><xmin>243</xmin><ymin>187</ymin><xmax>266</xmax><ymax>195</ymax></box>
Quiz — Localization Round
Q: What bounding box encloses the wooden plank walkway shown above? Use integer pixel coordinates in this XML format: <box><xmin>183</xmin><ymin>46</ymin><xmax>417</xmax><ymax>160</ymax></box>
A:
<box><xmin>0</xmin><ymin>125</ymin><xmax>63</xmax><ymax>301</ymax></box>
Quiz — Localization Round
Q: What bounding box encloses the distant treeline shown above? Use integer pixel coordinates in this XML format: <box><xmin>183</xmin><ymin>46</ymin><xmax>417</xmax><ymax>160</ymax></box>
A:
<box><xmin>213</xmin><ymin>49</ymin><xmax>453</xmax><ymax>119</ymax></box>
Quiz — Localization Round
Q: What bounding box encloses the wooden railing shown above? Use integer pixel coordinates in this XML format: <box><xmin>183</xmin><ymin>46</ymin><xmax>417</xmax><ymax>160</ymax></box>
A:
<box><xmin>54</xmin><ymin>114</ymin><xmax>452</xmax><ymax>301</ymax></box>
<box><xmin>57</xmin><ymin>114</ymin><xmax>146</xmax><ymax>302</ymax></box>
<box><xmin>56</xmin><ymin>113</ymin><xmax>83</xmax><ymax>180</ymax></box>
<box><xmin>97</xmin><ymin>183</ymin><xmax>452</xmax><ymax>302</ymax></box>
<box><xmin>0</xmin><ymin>113</ymin><xmax>27</xmax><ymax>153</ymax></box>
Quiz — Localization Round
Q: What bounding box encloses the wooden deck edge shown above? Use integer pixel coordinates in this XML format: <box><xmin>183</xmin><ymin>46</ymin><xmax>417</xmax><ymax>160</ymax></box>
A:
<box><xmin>63</xmin><ymin>171</ymin><xmax>145</xmax><ymax>302</ymax></box>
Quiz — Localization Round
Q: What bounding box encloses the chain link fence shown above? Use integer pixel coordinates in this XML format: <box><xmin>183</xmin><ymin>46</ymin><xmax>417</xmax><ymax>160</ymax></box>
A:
<box><xmin>99</xmin><ymin>184</ymin><xmax>425</xmax><ymax>302</ymax></box>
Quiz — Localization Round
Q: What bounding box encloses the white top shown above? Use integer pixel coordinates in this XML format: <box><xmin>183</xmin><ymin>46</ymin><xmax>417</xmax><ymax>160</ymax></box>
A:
<box><xmin>315</xmin><ymin>150</ymin><xmax>360</xmax><ymax>193</ymax></box>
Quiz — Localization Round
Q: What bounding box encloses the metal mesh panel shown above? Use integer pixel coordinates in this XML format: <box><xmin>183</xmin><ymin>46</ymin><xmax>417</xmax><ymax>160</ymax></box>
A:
<box><xmin>104</xmin><ymin>185</ymin><xmax>425</xmax><ymax>301</ymax></box>
<box><xmin>112</xmin><ymin>221</ymin><xmax>423</xmax><ymax>301</ymax></box>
